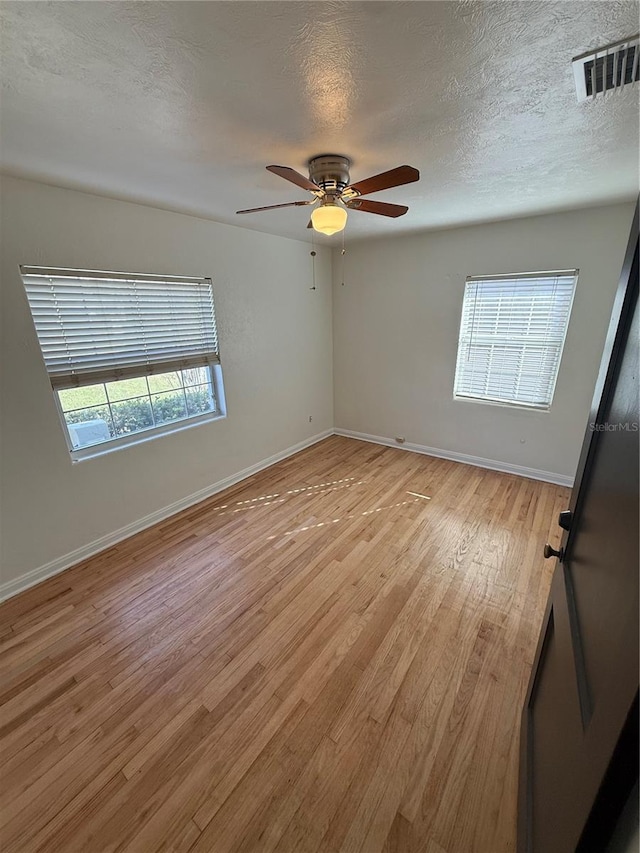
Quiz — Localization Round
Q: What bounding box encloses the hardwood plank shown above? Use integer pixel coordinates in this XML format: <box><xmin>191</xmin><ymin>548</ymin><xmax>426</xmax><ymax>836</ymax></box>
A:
<box><xmin>0</xmin><ymin>436</ymin><xmax>568</xmax><ymax>853</ymax></box>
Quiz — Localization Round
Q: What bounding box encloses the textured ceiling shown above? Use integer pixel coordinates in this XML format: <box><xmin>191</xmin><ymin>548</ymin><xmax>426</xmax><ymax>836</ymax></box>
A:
<box><xmin>1</xmin><ymin>1</ymin><xmax>638</xmax><ymax>243</ymax></box>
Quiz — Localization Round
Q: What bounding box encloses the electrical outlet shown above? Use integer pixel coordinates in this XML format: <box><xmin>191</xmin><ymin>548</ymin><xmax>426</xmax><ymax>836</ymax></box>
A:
<box><xmin>309</xmin><ymin>416</ymin><xmax>313</xmax><ymax>423</ymax></box>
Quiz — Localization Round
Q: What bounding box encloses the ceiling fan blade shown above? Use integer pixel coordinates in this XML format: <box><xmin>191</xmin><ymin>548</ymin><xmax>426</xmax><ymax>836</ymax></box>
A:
<box><xmin>346</xmin><ymin>199</ymin><xmax>408</xmax><ymax>218</ymax></box>
<box><xmin>343</xmin><ymin>165</ymin><xmax>419</xmax><ymax>198</ymax></box>
<box><xmin>266</xmin><ymin>165</ymin><xmax>319</xmax><ymax>193</ymax></box>
<box><xmin>236</xmin><ymin>200</ymin><xmax>315</xmax><ymax>214</ymax></box>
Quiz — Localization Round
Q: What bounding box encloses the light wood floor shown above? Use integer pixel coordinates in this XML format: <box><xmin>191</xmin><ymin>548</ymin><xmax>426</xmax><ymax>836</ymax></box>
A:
<box><xmin>0</xmin><ymin>436</ymin><xmax>569</xmax><ymax>853</ymax></box>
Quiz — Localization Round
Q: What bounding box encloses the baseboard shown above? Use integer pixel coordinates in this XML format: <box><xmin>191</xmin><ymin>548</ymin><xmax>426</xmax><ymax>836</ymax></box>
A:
<box><xmin>333</xmin><ymin>428</ymin><xmax>575</xmax><ymax>488</ymax></box>
<box><xmin>0</xmin><ymin>429</ymin><xmax>333</xmax><ymax>602</ymax></box>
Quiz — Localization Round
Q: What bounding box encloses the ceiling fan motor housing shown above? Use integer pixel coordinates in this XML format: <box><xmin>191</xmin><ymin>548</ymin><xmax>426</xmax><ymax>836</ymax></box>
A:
<box><xmin>308</xmin><ymin>155</ymin><xmax>351</xmax><ymax>195</ymax></box>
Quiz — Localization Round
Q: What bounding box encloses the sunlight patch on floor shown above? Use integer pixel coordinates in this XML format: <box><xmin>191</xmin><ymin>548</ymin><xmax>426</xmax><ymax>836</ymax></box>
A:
<box><xmin>267</xmin><ymin>497</ymin><xmax>422</xmax><ymax>539</ymax></box>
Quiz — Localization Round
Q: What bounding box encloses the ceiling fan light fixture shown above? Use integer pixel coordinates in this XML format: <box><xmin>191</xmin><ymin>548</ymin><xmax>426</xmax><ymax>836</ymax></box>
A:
<box><xmin>311</xmin><ymin>203</ymin><xmax>348</xmax><ymax>236</ymax></box>
<box><xmin>237</xmin><ymin>157</ymin><xmax>419</xmax><ymax>231</ymax></box>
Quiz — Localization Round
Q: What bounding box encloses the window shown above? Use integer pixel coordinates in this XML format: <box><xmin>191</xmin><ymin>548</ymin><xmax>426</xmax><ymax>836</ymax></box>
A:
<box><xmin>453</xmin><ymin>270</ymin><xmax>577</xmax><ymax>409</ymax></box>
<box><xmin>21</xmin><ymin>266</ymin><xmax>224</xmax><ymax>458</ymax></box>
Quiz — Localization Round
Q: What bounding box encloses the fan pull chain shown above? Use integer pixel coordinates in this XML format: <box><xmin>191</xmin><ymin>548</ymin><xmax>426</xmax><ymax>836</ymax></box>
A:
<box><xmin>310</xmin><ymin>226</ymin><xmax>318</xmax><ymax>290</ymax></box>
<box><xmin>341</xmin><ymin>230</ymin><xmax>346</xmax><ymax>286</ymax></box>
<box><xmin>310</xmin><ymin>251</ymin><xmax>317</xmax><ymax>291</ymax></box>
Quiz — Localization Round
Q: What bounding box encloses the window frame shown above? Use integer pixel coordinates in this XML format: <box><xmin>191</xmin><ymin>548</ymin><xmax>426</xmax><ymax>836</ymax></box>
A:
<box><xmin>54</xmin><ymin>363</ymin><xmax>226</xmax><ymax>462</ymax></box>
<box><xmin>452</xmin><ymin>269</ymin><xmax>578</xmax><ymax>412</ymax></box>
<box><xmin>21</xmin><ymin>265</ymin><xmax>226</xmax><ymax>461</ymax></box>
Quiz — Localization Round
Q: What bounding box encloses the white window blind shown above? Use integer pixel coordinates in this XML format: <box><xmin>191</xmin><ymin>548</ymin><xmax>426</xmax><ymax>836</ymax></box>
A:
<box><xmin>21</xmin><ymin>267</ymin><xmax>220</xmax><ymax>389</ymax></box>
<box><xmin>453</xmin><ymin>270</ymin><xmax>577</xmax><ymax>409</ymax></box>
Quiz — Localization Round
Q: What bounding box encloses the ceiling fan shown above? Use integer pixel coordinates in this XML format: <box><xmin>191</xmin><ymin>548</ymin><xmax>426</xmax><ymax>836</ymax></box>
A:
<box><xmin>236</xmin><ymin>155</ymin><xmax>420</xmax><ymax>236</ymax></box>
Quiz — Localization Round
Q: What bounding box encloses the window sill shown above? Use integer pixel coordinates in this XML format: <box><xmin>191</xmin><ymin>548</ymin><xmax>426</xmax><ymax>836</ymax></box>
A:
<box><xmin>453</xmin><ymin>394</ymin><xmax>551</xmax><ymax>413</ymax></box>
<box><xmin>69</xmin><ymin>410</ymin><xmax>227</xmax><ymax>463</ymax></box>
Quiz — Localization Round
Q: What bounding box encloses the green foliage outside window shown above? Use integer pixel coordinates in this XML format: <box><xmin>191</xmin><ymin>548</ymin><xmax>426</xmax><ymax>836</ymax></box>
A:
<box><xmin>63</xmin><ymin>386</ymin><xmax>214</xmax><ymax>438</ymax></box>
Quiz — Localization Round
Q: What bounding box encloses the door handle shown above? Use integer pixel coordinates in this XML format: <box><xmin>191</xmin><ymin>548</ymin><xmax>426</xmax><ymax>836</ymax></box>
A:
<box><xmin>544</xmin><ymin>543</ymin><xmax>564</xmax><ymax>561</ymax></box>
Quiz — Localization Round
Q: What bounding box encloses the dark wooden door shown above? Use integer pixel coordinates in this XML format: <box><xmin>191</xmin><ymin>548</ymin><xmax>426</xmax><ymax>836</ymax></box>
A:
<box><xmin>518</xmin><ymin>204</ymin><xmax>639</xmax><ymax>853</ymax></box>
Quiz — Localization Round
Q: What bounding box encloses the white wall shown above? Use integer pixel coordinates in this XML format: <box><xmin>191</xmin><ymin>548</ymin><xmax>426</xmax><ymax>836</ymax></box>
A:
<box><xmin>333</xmin><ymin>203</ymin><xmax>635</xmax><ymax>482</ymax></box>
<box><xmin>0</xmin><ymin>176</ymin><xmax>333</xmax><ymax>594</ymax></box>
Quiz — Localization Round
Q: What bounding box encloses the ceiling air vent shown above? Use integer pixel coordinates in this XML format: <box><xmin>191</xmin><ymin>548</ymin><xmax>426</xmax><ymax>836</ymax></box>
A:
<box><xmin>573</xmin><ymin>36</ymin><xmax>639</xmax><ymax>101</ymax></box>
